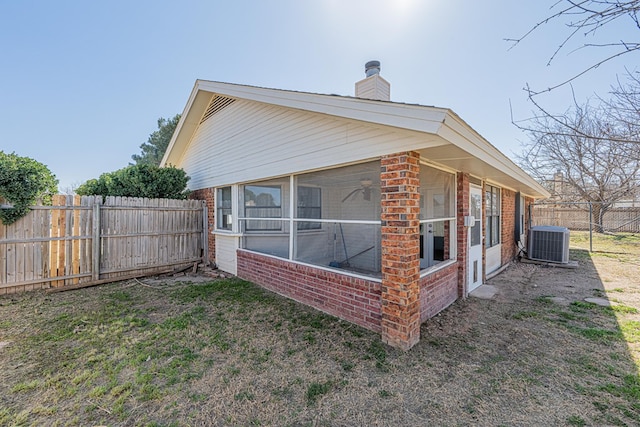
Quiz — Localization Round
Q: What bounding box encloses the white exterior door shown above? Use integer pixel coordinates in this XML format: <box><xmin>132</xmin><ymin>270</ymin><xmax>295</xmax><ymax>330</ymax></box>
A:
<box><xmin>468</xmin><ymin>185</ymin><xmax>483</xmax><ymax>292</ymax></box>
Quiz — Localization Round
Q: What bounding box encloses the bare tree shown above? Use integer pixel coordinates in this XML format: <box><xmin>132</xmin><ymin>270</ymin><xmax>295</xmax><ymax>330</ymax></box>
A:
<box><xmin>507</xmin><ymin>0</ymin><xmax>640</xmax><ymax>95</ymax></box>
<box><xmin>511</xmin><ymin>1</ymin><xmax>640</xmax><ymax>230</ymax></box>
<box><xmin>605</xmin><ymin>71</ymin><xmax>640</xmax><ymax>142</ymax></box>
<box><xmin>509</xmin><ymin>1</ymin><xmax>640</xmax><ymax>145</ymax></box>
<box><xmin>518</xmin><ymin>99</ymin><xmax>640</xmax><ymax>232</ymax></box>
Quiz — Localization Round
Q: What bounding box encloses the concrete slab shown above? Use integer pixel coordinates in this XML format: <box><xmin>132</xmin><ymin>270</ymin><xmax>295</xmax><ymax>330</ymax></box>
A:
<box><xmin>470</xmin><ymin>285</ymin><xmax>498</xmax><ymax>300</ymax></box>
<box><xmin>521</xmin><ymin>258</ymin><xmax>579</xmax><ymax>269</ymax></box>
<box><xmin>585</xmin><ymin>297</ymin><xmax>615</xmax><ymax>307</ymax></box>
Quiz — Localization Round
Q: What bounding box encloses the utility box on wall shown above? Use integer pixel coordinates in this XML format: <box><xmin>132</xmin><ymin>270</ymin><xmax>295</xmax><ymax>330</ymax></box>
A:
<box><xmin>528</xmin><ymin>225</ymin><xmax>570</xmax><ymax>264</ymax></box>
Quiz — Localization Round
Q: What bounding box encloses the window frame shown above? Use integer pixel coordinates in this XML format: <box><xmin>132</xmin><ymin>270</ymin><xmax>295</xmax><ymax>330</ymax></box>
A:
<box><xmin>243</xmin><ymin>184</ymin><xmax>283</xmax><ymax>232</ymax></box>
<box><xmin>296</xmin><ymin>186</ymin><xmax>322</xmax><ymax>231</ymax></box>
<box><xmin>485</xmin><ymin>184</ymin><xmax>501</xmax><ymax>248</ymax></box>
<box><xmin>418</xmin><ymin>163</ymin><xmax>457</xmax><ymax>272</ymax></box>
<box><xmin>215</xmin><ymin>186</ymin><xmax>233</xmax><ymax>231</ymax></box>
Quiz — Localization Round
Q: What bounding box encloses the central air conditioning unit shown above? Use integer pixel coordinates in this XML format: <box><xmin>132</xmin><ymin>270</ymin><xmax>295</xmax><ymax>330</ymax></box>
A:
<box><xmin>528</xmin><ymin>225</ymin><xmax>570</xmax><ymax>264</ymax></box>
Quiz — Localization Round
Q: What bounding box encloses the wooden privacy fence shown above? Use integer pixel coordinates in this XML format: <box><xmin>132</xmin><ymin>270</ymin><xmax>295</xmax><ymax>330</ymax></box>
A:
<box><xmin>0</xmin><ymin>195</ymin><xmax>207</xmax><ymax>295</ymax></box>
<box><xmin>533</xmin><ymin>203</ymin><xmax>640</xmax><ymax>233</ymax></box>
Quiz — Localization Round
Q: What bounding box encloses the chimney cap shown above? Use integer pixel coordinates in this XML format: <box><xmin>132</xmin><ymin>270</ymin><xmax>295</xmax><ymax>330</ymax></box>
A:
<box><xmin>365</xmin><ymin>60</ymin><xmax>381</xmax><ymax>77</ymax></box>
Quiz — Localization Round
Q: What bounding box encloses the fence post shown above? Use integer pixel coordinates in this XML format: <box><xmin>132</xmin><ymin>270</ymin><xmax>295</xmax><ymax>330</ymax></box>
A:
<box><xmin>588</xmin><ymin>202</ymin><xmax>593</xmax><ymax>253</ymax></box>
<box><xmin>92</xmin><ymin>203</ymin><xmax>101</xmax><ymax>281</ymax></box>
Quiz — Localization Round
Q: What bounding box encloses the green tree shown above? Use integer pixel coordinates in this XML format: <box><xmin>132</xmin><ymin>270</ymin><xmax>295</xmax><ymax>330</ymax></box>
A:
<box><xmin>76</xmin><ymin>164</ymin><xmax>190</xmax><ymax>199</ymax></box>
<box><xmin>131</xmin><ymin>114</ymin><xmax>181</xmax><ymax>166</ymax></box>
<box><xmin>0</xmin><ymin>151</ymin><xmax>58</xmax><ymax>225</ymax></box>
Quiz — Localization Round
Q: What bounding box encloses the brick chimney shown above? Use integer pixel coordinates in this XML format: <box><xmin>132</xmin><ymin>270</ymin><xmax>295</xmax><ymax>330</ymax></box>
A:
<box><xmin>355</xmin><ymin>60</ymin><xmax>390</xmax><ymax>101</ymax></box>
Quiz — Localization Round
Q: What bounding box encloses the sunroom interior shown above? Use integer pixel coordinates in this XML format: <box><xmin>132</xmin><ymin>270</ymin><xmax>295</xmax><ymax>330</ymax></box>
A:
<box><xmin>218</xmin><ymin>159</ymin><xmax>457</xmax><ymax>279</ymax></box>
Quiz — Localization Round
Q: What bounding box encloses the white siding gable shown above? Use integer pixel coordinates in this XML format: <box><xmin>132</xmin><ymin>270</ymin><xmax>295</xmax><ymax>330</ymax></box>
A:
<box><xmin>178</xmin><ymin>99</ymin><xmax>444</xmax><ymax>189</ymax></box>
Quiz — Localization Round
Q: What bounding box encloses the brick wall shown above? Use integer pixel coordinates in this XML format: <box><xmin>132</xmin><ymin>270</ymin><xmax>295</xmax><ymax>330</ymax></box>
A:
<box><xmin>501</xmin><ymin>188</ymin><xmax>517</xmax><ymax>264</ymax></box>
<box><xmin>380</xmin><ymin>151</ymin><xmax>421</xmax><ymax>350</ymax></box>
<box><xmin>189</xmin><ymin>188</ymin><xmax>216</xmax><ymax>264</ymax></box>
<box><xmin>419</xmin><ymin>263</ymin><xmax>459</xmax><ymax>322</ymax></box>
<box><xmin>456</xmin><ymin>173</ymin><xmax>470</xmax><ymax>297</ymax></box>
<box><xmin>237</xmin><ymin>251</ymin><xmax>382</xmax><ymax>332</ymax></box>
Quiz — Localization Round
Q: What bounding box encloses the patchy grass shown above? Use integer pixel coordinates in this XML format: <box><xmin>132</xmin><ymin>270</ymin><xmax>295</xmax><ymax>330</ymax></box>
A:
<box><xmin>0</xmin><ymin>236</ymin><xmax>639</xmax><ymax>425</ymax></box>
<box><xmin>306</xmin><ymin>380</ymin><xmax>335</xmax><ymax>406</ymax></box>
<box><xmin>571</xmin><ymin>231</ymin><xmax>640</xmax><ymax>251</ymax></box>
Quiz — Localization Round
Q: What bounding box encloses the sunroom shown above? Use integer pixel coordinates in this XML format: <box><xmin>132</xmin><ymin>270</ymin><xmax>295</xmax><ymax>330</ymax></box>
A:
<box><xmin>214</xmin><ymin>159</ymin><xmax>456</xmax><ymax>280</ymax></box>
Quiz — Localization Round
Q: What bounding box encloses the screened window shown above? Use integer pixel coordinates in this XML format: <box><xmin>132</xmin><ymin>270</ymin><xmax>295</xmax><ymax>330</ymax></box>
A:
<box><xmin>240</xmin><ymin>179</ymin><xmax>290</xmax><ymax>258</ymax></box>
<box><xmin>419</xmin><ymin>165</ymin><xmax>456</xmax><ymax>270</ymax></box>
<box><xmin>216</xmin><ymin>186</ymin><xmax>232</xmax><ymax>231</ymax></box>
<box><xmin>244</xmin><ymin>185</ymin><xmax>282</xmax><ymax>231</ymax></box>
<box><xmin>485</xmin><ymin>185</ymin><xmax>501</xmax><ymax>248</ymax></box>
<box><xmin>297</xmin><ymin>186</ymin><xmax>321</xmax><ymax>230</ymax></box>
<box><xmin>295</xmin><ymin>161</ymin><xmax>381</xmax><ymax>276</ymax></box>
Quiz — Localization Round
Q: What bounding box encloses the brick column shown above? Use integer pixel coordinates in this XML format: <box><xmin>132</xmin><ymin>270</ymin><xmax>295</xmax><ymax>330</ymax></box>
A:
<box><xmin>380</xmin><ymin>151</ymin><xmax>421</xmax><ymax>350</ymax></box>
<box><xmin>501</xmin><ymin>188</ymin><xmax>517</xmax><ymax>264</ymax></box>
<box><xmin>456</xmin><ymin>173</ymin><xmax>469</xmax><ymax>298</ymax></box>
<box><xmin>189</xmin><ymin>187</ymin><xmax>216</xmax><ymax>264</ymax></box>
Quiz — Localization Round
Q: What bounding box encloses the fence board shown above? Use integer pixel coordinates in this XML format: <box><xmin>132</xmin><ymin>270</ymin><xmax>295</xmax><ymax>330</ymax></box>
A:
<box><xmin>0</xmin><ymin>219</ymin><xmax>6</xmax><ymax>295</ymax></box>
<box><xmin>0</xmin><ymin>196</ymin><xmax>205</xmax><ymax>294</ymax></box>
<box><xmin>533</xmin><ymin>204</ymin><xmax>640</xmax><ymax>233</ymax></box>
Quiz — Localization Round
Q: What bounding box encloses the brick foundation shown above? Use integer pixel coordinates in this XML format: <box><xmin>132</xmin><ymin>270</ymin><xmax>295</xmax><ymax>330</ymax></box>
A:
<box><xmin>419</xmin><ymin>263</ymin><xmax>459</xmax><ymax>322</ymax></box>
<box><xmin>380</xmin><ymin>151</ymin><xmax>421</xmax><ymax>350</ymax></box>
<box><xmin>237</xmin><ymin>251</ymin><xmax>382</xmax><ymax>332</ymax></box>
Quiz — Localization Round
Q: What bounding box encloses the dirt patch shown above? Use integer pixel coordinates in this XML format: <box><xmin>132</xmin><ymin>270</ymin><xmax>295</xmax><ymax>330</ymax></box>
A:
<box><xmin>0</xmin><ymin>236</ymin><xmax>638</xmax><ymax>426</ymax></box>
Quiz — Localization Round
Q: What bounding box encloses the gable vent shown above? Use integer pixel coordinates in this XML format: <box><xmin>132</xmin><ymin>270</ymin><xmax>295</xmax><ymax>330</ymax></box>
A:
<box><xmin>200</xmin><ymin>95</ymin><xmax>236</xmax><ymax>124</ymax></box>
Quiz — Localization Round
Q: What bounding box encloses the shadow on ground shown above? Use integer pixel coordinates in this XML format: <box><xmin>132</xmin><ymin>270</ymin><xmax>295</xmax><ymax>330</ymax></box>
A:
<box><xmin>454</xmin><ymin>246</ymin><xmax>640</xmax><ymax>426</ymax></box>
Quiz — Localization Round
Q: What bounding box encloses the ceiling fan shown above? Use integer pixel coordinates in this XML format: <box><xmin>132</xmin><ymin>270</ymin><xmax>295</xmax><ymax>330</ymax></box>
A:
<box><xmin>341</xmin><ymin>178</ymin><xmax>374</xmax><ymax>203</ymax></box>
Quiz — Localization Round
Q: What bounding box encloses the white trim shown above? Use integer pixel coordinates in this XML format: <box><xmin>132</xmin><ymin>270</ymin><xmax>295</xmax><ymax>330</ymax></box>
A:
<box><xmin>419</xmin><ymin>217</ymin><xmax>456</xmax><ymax>224</ymax></box>
<box><xmin>231</xmin><ymin>185</ymin><xmax>239</xmax><ymax>233</ymax></box>
<box><xmin>486</xmin><ymin>244</ymin><xmax>502</xmax><ymax>274</ymax></box>
<box><xmin>296</xmin><ymin>218</ymin><xmax>381</xmax><ymax>225</ymax></box>
<box><xmin>194</xmin><ymin>80</ymin><xmax>447</xmax><ymax>134</ymax></box>
<box><xmin>238</xmin><ymin>217</ymin><xmax>382</xmax><ymax>225</ymax></box>
<box><xmin>468</xmin><ymin>184</ymin><xmax>484</xmax><ymax>293</ymax></box>
<box><xmin>238</xmin><ymin>217</ymin><xmax>288</xmax><ymax>222</ymax></box>
<box><xmin>289</xmin><ymin>175</ymin><xmax>295</xmax><ymax>260</ymax></box>
<box><xmin>485</xmin><ymin>184</ymin><xmax>501</xmax><ymax>248</ymax></box>
<box><xmin>212</xmin><ymin>230</ymin><xmax>243</xmax><ymax>237</ymax></box>
<box><xmin>162</xmin><ymin>80</ymin><xmax>549</xmax><ymax>199</ymax></box>
<box><xmin>418</xmin><ymin>158</ymin><xmax>458</xmax><ymax>175</ymax></box>
<box><xmin>439</xmin><ymin>113</ymin><xmax>549</xmax><ymax>197</ymax></box>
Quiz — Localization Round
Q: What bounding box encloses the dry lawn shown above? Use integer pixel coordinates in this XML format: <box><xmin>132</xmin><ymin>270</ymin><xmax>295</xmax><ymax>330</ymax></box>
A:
<box><xmin>0</xmin><ymin>231</ymin><xmax>639</xmax><ymax>426</ymax></box>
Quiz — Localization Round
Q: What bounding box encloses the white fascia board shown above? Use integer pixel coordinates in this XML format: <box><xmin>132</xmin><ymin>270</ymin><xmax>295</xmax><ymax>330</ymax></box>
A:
<box><xmin>160</xmin><ymin>81</ymin><xmax>213</xmax><ymax>167</ymax></box>
<box><xmin>195</xmin><ymin>80</ymin><xmax>448</xmax><ymax>135</ymax></box>
<box><xmin>439</xmin><ymin>112</ymin><xmax>550</xmax><ymax>199</ymax></box>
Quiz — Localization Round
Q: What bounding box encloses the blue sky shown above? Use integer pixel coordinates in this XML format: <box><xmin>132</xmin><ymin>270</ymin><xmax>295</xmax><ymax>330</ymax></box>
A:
<box><xmin>1</xmin><ymin>1</ymin><xmax>637</xmax><ymax>191</ymax></box>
